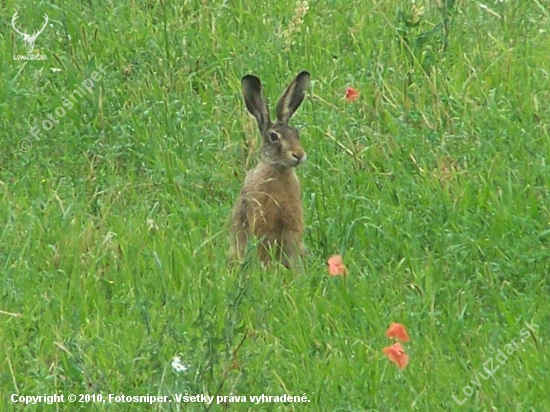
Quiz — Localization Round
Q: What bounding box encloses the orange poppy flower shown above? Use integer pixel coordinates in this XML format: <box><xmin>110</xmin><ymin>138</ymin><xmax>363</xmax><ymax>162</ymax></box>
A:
<box><xmin>327</xmin><ymin>255</ymin><xmax>347</xmax><ymax>276</ymax></box>
<box><xmin>385</xmin><ymin>323</ymin><xmax>410</xmax><ymax>342</ymax></box>
<box><xmin>345</xmin><ymin>87</ymin><xmax>360</xmax><ymax>102</ymax></box>
<box><xmin>383</xmin><ymin>342</ymin><xmax>409</xmax><ymax>370</ymax></box>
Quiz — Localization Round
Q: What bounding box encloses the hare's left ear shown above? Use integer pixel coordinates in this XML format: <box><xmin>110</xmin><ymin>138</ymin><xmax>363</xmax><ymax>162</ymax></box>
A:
<box><xmin>242</xmin><ymin>75</ymin><xmax>271</xmax><ymax>133</ymax></box>
<box><xmin>275</xmin><ymin>71</ymin><xmax>310</xmax><ymax>124</ymax></box>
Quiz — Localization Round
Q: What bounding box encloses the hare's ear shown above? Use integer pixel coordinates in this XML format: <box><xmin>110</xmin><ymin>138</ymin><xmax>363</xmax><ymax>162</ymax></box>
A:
<box><xmin>275</xmin><ymin>71</ymin><xmax>310</xmax><ymax>124</ymax></box>
<box><xmin>242</xmin><ymin>75</ymin><xmax>270</xmax><ymax>132</ymax></box>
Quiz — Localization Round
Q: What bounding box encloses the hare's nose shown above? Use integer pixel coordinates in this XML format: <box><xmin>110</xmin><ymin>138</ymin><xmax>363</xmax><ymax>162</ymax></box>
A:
<box><xmin>292</xmin><ymin>151</ymin><xmax>307</xmax><ymax>164</ymax></box>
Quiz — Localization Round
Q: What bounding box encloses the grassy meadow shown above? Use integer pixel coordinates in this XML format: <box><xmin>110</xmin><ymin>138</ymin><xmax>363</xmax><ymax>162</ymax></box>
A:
<box><xmin>1</xmin><ymin>0</ymin><xmax>550</xmax><ymax>410</ymax></box>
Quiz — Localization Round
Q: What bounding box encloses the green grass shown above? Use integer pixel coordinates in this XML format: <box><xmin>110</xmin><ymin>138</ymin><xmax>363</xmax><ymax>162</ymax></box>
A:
<box><xmin>1</xmin><ymin>0</ymin><xmax>549</xmax><ymax>410</ymax></box>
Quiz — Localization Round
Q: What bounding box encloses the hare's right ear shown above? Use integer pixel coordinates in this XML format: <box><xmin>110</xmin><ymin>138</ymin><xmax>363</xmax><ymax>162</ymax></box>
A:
<box><xmin>242</xmin><ymin>75</ymin><xmax>270</xmax><ymax>132</ymax></box>
<box><xmin>275</xmin><ymin>71</ymin><xmax>310</xmax><ymax>124</ymax></box>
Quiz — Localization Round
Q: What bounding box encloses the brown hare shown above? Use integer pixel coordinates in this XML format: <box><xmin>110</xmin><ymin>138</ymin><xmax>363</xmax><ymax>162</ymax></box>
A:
<box><xmin>230</xmin><ymin>71</ymin><xmax>310</xmax><ymax>270</ymax></box>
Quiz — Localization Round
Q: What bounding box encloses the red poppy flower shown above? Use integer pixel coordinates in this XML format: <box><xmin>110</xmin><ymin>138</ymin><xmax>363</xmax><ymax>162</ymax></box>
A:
<box><xmin>327</xmin><ymin>255</ymin><xmax>347</xmax><ymax>276</ymax></box>
<box><xmin>345</xmin><ymin>87</ymin><xmax>360</xmax><ymax>102</ymax></box>
<box><xmin>383</xmin><ymin>342</ymin><xmax>409</xmax><ymax>370</ymax></box>
<box><xmin>385</xmin><ymin>323</ymin><xmax>410</xmax><ymax>342</ymax></box>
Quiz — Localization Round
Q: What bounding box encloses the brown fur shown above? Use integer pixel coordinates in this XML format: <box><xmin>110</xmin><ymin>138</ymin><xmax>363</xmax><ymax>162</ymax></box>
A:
<box><xmin>230</xmin><ymin>72</ymin><xmax>310</xmax><ymax>270</ymax></box>
<box><xmin>231</xmin><ymin>162</ymin><xmax>305</xmax><ymax>268</ymax></box>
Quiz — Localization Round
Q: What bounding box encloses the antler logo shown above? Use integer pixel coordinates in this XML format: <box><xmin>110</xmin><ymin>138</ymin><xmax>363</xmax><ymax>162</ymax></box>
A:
<box><xmin>12</xmin><ymin>11</ymin><xmax>49</xmax><ymax>55</ymax></box>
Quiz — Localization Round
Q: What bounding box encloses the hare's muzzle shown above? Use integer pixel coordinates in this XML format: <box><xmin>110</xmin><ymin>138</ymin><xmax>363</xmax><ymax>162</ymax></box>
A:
<box><xmin>291</xmin><ymin>149</ymin><xmax>307</xmax><ymax>166</ymax></box>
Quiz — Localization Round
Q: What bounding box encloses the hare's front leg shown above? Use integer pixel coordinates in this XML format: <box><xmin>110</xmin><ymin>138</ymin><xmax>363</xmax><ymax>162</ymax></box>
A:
<box><xmin>281</xmin><ymin>235</ymin><xmax>305</xmax><ymax>271</ymax></box>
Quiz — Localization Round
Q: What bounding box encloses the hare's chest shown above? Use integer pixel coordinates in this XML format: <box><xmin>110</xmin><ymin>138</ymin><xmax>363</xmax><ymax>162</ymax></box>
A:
<box><xmin>247</xmin><ymin>174</ymin><xmax>303</xmax><ymax>232</ymax></box>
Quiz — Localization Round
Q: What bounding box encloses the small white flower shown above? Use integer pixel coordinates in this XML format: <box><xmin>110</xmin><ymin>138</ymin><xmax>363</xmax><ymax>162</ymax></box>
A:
<box><xmin>147</xmin><ymin>218</ymin><xmax>158</xmax><ymax>231</ymax></box>
<box><xmin>103</xmin><ymin>231</ymin><xmax>117</xmax><ymax>244</ymax></box>
<box><xmin>171</xmin><ymin>356</ymin><xmax>188</xmax><ymax>373</ymax></box>
<box><xmin>50</xmin><ymin>68</ymin><xmax>62</xmax><ymax>73</ymax></box>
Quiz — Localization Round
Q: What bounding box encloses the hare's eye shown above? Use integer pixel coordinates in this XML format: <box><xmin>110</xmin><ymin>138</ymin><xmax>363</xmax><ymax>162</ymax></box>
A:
<box><xmin>269</xmin><ymin>132</ymin><xmax>280</xmax><ymax>142</ymax></box>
